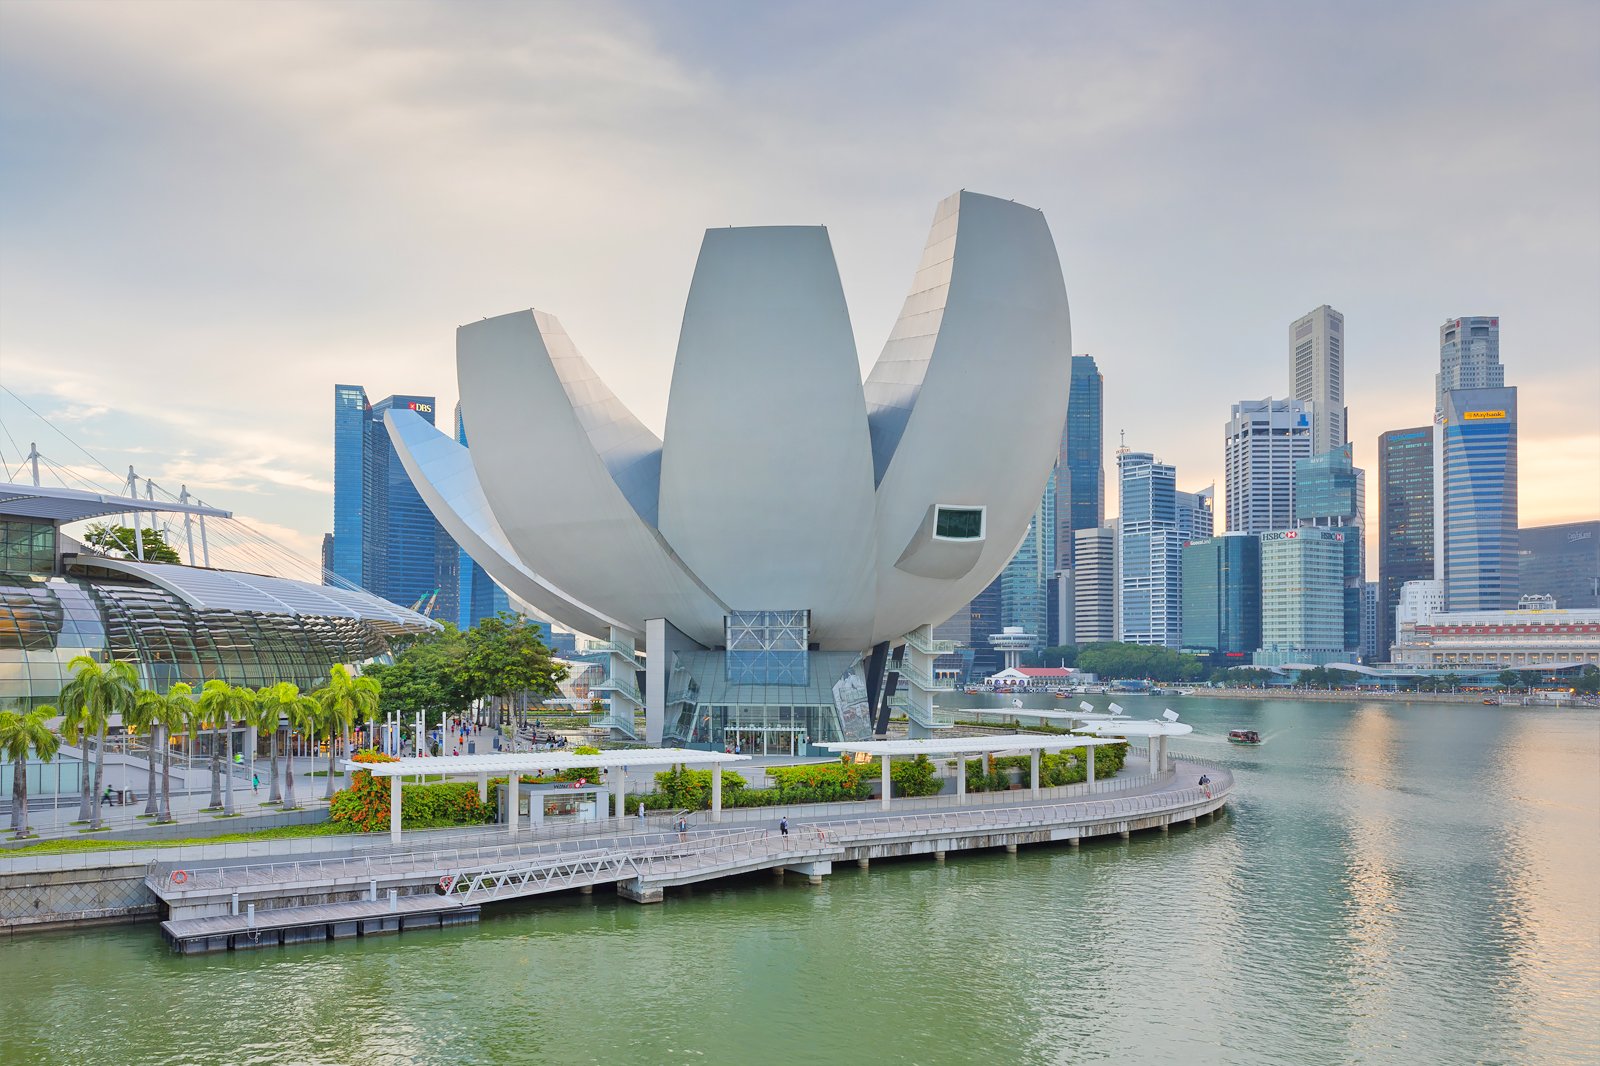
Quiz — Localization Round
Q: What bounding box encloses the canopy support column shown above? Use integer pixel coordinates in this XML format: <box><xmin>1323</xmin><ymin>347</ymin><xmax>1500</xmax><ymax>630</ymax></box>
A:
<box><xmin>1084</xmin><ymin>742</ymin><xmax>1095</xmax><ymax>785</ymax></box>
<box><xmin>1030</xmin><ymin>750</ymin><xmax>1040</xmax><ymax>796</ymax></box>
<box><xmin>710</xmin><ymin>762</ymin><xmax>722</xmax><ymax>823</ymax></box>
<box><xmin>957</xmin><ymin>755</ymin><xmax>967</xmax><ymax>800</ymax></box>
<box><xmin>477</xmin><ymin>773</ymin><xmax>488</xmax><ymax>803</ymax></box>
<box><xmin>881</xmin><ymin>755</ymin><xmax>892</xmax><ymax>810</ymax></box>
<box><xmin>507</xmin><ymin>774</ymin><xmax>518</xmax><ymax>836</ymax></box>
<box><xmin>389</xmin><ymin>774</ymin><xmax>401</xmax><ymax>844</ymax></box>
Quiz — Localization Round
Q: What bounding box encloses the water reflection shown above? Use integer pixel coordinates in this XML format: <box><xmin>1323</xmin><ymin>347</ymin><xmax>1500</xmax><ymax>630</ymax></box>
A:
<box><xmin>1</xmin><ymin>697</ymin><xmax>1596</xmax><ymax>1066</ymax></box>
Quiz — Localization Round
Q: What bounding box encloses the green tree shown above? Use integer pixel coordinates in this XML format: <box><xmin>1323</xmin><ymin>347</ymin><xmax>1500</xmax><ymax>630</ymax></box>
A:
<box><xmin>140</xmin><ymin>683</ymin><xmax>194</xmax><ymax>823</ymax></box>
<box><xmin>313</xmin><ymin>665</ymin><xmax>380</xmax><ymax>799</ymax></box>
<box><xmin>0</xmin><ymin>707</ymin><xmax>60</xmax><ymax>838</ymax></box>
<box><xmin>1022</xmin><ymin>645</ymin><xmax>1079</xmax><ymax>669</ymax></box>
<box><xmin>279</xmin><ymin>691</ymin><xmax>321</xmax><ymax>810</ymax></box>
<box><xmin>1497</xmin><ymin>669</ymin><xmax>1521</xmax><ymax>691</ymax></box>
<box><xmin>124</xmin><ymin>687</ymin><xmax>164</xmax><ymax>817</ymax></box>
<box><xmin>255</xmin><ymin>683</ymin><xmax>304</xmax><ymax>805</ymax></box>
<box><xmin>465</xmin><ymin>614</ymin><xmax>568</xmax><ymax>730</ymax></box>
<box><xmin>57</xmin><ymin>656</ymin><xmax>139</xmax><ymax>830</ymax></box>
<box><xmin>364</xmin><ymin>625</ymin><xmax>475</xmax><ymax>728</ymax></box>
<box><xmin>1518</xmin><ymin>669</ymin><xmax>1542</xmax><ymax>691</ymax></box>
<box><xmin>198</xmin><ymin>681</ymin><xmax>254</xmax><ymax>816</ymax></box>
<box><xmin>81</xmin><ymin>523</ymin><xmax>183</xmax><ymax>564</ymax></box>
<box><xmin>1572</xmin><ymin>665</ymin><xmax>1600</xmax><ymax>696</ymax></box>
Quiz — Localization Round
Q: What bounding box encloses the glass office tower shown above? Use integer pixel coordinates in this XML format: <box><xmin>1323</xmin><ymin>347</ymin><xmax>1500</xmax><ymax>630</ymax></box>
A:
<box><xmin>1295</xmin><ymin>444</ymin><xmax>1365</xmax><ymax>653</ymax></box>
<box><xmin>329</xmin><ymin>385</ymin><xmax>459</xmax><ymax>620</ymax></box>
<box><xmin>453</xmin><ymin>404</ymin><xmax>512</xmax><ymax>628</ymax></box>
<box><xmin>1438</xmin><ymin>387</ymin><xmax>1518</xmax><ymax>611</ymax></box>
<box><xmin>1181</xmin><ymin>533</ymin><xmax>1261</xmax><ymax>660</ymax></box>
<box><xmin>1377</xmin><ymin>426</ymin><xmax>1434</xmax><ymax>655</ymax></box>
<box><xmin>1056</xmin><ymin>354</ymin><xmax>1104</xmax><ymax>568</ymax></box>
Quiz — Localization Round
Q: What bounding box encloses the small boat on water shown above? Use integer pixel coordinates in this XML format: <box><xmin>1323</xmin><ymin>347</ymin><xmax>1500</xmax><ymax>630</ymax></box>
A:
<box><xmin>1227</xmin><ymin>729</ymin><xmax>1262</xmax><ymax>745</ymax></box>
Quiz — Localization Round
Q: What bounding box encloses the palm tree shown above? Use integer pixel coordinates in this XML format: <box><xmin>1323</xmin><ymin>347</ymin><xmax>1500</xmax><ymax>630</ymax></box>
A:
<box><xmin>279</xmin><ymin>690</ymin><xmax>320</xmax><ymax>810</ymax></box>
<box><xmin>57</xmin><ymin>657</ymin><xmax>139</xmax><ymax>830</ymax></box>
<box><xmin>312</xmin><ymin>665</ymin><xmax>380</xmax><ymax>799</ymax></box>
<box><xmin>145</xmin><ymin>683</ymin><xmax>195</xmax><ymax>823</ymax></box>
<box><xmin>198</xmin><ymin>681</ymin><xmax>254</xmax><ymax>816</ymax></box>
<box><xmin>126</xmin><ymin>688</ymin><xmax>163</xmax><ymax>817</ymax></box>
<box><xmin>253</xmin><ymin>683</ymin><xmax>306</xmax><ymax>805</ymax></box>
<box><xmin>0</xmin><ymin>707</ymin><xmax>60</xmax><ymax>838</ymax></box>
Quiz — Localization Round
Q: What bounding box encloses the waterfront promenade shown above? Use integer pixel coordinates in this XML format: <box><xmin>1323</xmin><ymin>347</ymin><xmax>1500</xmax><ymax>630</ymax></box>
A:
<box><xmin>139</xmin><ymin>757</ymin><xmax>1232</xmax><ymax>953</ymax></box>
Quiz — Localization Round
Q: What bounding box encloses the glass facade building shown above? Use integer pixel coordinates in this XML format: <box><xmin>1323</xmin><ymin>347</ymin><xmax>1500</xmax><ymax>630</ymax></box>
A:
<box><xmin>1117</xmin><ymin>451</ymin><xmax>1184</xmax><ymax>648</ymax></box>
<box><xmin>1294</xmin><ymin>444</ymin><xmax>1366</xmax><ymax>653</ymax></box>
<box><xmin>1056</xmin><ymin>354</ymin><xmax>1104</xmax><ymax>568</ymax></box>
<box><xmin>1181</xmin><ymin>534</ymin><xmax>1261</xmax><ymax>660</ymax></box>
<box><xmin>1256</xmin><ymin>529</ymin><xmax>1349</xmax><ymax>667</ymax></box>
<box><xmin>1438</xmin><ymin>387</ymin><xmax>1518</xmax><ymax>611</ymax></box>
<box><xmin>452</xmin><ymin>404</ymin><xmax>513</xmax><ymax>628</ymax></box>
<box><xmin>1225</xmin><ymin>398</ymin><xmax>1313</xmax><ymax>535</ymax></box>
<box><xmin>1001</xmin><ymin>471</ymin><xmax>1054</xmax><ymax>650</ymax></box>
<box><xmin>1518</xmin><ymin>521</ymin><xmax>1600</xmax><ymax>609</ymax></box>
<box><xmin>1289</xmin><ymin>305</ymin><xmax>1346</xmax><ymax>456</ymax></box>
<box><xmin>725</xmin><ymin>610</ymin><xmax>810</xmax><ymax>685</ymax></box>
<box><xmin>329</xmin><ymin>385</ymin><xmax>459</xmax><ymax>621</ymax></box>
<box><xmin>1377</xmin><ymin>426</ymin><xmax>1434</xmax><ymax>656</ymax></box>
<box><xmin>0</xmin><ymin>508</ymin><xmax>425</xmax><ymax>710</ymax></box>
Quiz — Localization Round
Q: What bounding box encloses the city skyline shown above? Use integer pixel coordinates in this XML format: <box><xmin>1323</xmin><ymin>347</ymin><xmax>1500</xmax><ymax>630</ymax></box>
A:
<box><xmin>2</xmin><ymin>1</ymin><xmax>1597</xmax><ymax>576</ymax></box>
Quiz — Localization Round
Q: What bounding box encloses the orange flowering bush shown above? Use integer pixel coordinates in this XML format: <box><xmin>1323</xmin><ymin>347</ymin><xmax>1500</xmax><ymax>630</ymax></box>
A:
<box><xmin>330</xmin><ymin>749</ymin><xmax>493</xmax><ymax>832</ymax></box>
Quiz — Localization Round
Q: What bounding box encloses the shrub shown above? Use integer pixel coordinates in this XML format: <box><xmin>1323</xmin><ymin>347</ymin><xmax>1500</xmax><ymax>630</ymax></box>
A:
<box><xmin>767</xmin><ymin>759</ymin><xmax>874</xmax><ymax>804</ymax></box>
<box><xmin>555</xmin><ymin>745</ymin><xmax>603</xmax><ymax>783</ymax></box>
<box><xmin>650</xmin><ymin>766</ymin><xmax>748</xmax><ymax>810</ymax></box>
<box><xmin>890</xmin><ymin>754</ymin><xmax>943</xmax><ymax>797</ymax></box>
<box><xmin>330</xmin><ymin>749</ymin><xmax>493</xmax><ymax>832</ymax></box>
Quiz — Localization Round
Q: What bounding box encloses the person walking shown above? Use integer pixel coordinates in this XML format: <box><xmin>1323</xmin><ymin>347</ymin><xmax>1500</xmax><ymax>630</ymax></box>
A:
<box><xmin>251</xmin><ymin>773</ymin><xmax>259</xmax><ymax>795</ymax></box>
<box><xmin>676</xmin><ymin>816</ymin><xmax>688</xmax><ymax>842</ymax></box>
<box><xmin>779</xmin><ymin>816</ymin><xmax>789</xmax><ymax>838</ymax></box>
<box><xmin>637</xmin><ymin>800</ymin><xmax>647</xmax><ymax>822</ymax></box>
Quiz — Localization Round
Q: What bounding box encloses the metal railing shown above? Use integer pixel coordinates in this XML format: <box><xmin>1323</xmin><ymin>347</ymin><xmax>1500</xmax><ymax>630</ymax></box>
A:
<box><xmin>445</xmin><ymin>825</ymin><xmax>838</xmax><ymax>904</ymax></box>
<box><xmin>896</xmin><ymin>660</ymin><xmax>956</xmax><ymax>692</ymax></box>
<box><xmin>901</xmin><ymin>631</ymin><xmax>958</xmax><ymax>657</ymax></box>
<box><xmin>591</xmin><ymin>642</ymin><xmax>644</xmax><ymax>670</ymax></box>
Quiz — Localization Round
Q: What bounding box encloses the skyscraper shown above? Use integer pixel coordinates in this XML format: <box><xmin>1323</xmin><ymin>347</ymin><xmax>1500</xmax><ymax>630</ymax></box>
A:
<box><xmin>1181</xmin><ymin>533</ymin><xmax>1262</xmax><ymax>660</ymax></box>
<box><xmin>1377</xmin><ymin>426</ymin><xmax>1434</xmax><ymax>655</ymax></box>
<box><xmin>452</xmin><ymin>403</ymin><xmax>512</xmax><ymax>629</ymax></box>
<box><xmin>1001</xmin><ymin>471</ymin><xmax>1054</xmax><ymax>649</ymax></box>
<box><xmin>1072</xmin><ymin>524</ymin><xmax>1118</xmax><ymax>644</ymax></box>
<box><xmin>1289</xmin><ymin>305</ymin><xmax>1346</xmax><ymax>455</ymax></box>
<box><xmin>1256</xmin><ymin>529</ymin><xmax>1349</xmax><ymax>666</ymax></box>
<box><xmin>1117</xmin><ymin>450</ymin><xmax>1196</xmax><ymax>648</ymax></box>
<box><xmin>1437</xmin><ymin>387</ymin><xmax>1518</xmax><ymax>611</ymax></box>
<box><xmin>329</xmin><ymin>385</ymin><xmax>459</xmax><ymax>619</ymax></box>
<box><xmin>1294</xmin><ymin>444</ymin><xmax>1366</xmax><ymax>654</ymax></box>
<box><xmin>1225</xmin><ymin>398</ymin><xmax>1314</xmax><ymax>534</ymax></box>
<box><xmin>1518</xmin><ymin>521</ymin><xmax>1600</xmax><ymax>609</ymax></box>
<box><xmin>1436</xmin><ymin>316</ymin><xmax>1502</xmax><ymax>417</ymax></box>
<box><xmin>1056</xmin><ymin>354</ymin><xmax>1104</xmax><ymax>568</ymax></box>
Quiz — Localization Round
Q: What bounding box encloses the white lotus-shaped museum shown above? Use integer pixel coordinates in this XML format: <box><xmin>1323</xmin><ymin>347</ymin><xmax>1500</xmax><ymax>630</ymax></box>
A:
<box><xmin>388</xmin><ymin>191</ymin><xmax>1072</xmax><ymax>746</ymax></box>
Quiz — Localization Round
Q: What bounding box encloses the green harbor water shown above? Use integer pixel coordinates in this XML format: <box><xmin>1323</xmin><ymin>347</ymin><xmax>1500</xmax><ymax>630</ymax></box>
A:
<box><xmin>3</xmin><ymin>695</ymin><xmax>1597</xmax><ymax>1066</ymax></box>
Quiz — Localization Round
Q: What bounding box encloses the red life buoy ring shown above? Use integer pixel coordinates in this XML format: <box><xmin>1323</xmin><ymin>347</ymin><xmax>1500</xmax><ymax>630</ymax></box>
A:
<box><xmin>171</xmin><ymin>870</ymin><xmax>188</xmax><ymax>885</ymax></box>
<box><xmin>439</xmin><ymin>875</ymin><xmax>454</xmax><ymax>892</ymax></box>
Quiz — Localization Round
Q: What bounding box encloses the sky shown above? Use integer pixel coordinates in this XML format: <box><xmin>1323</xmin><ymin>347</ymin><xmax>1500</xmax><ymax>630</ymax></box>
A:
<box><xmin>1</xmin><ymin>0</ymin><xmax>1597</xmax><ymax>575</ymax></box>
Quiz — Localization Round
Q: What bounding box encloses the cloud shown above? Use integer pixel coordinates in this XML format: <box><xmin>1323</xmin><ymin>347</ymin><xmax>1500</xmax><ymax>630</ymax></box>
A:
<box><xmin>1</xmin><ymin>0</ymin><xmax>1595</xmax><ymax>581</ymax></box>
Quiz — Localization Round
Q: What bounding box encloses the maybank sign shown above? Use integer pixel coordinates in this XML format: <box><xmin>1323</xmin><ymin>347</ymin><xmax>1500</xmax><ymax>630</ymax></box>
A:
<box><xmin>1462</xmin><ymin>410</ymin><xmax>1506</xmax><ymax>420</ymax></box>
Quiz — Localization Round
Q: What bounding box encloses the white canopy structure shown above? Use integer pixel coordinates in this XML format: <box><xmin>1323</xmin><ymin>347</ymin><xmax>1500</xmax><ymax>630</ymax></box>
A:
<box><xmin>1076</xmin><ymin>716</ymin><xmax>1194</xmax><ymax>774</ymax></box>
<box><xmin>820</xmin><ymin>733</ymin><xmax>1125</xmax><ymax>808</ymax></box>
<box><xmin>348</xmin><ymin>748</ymin><xmax>751</xmax><ymax>842</ymax></box>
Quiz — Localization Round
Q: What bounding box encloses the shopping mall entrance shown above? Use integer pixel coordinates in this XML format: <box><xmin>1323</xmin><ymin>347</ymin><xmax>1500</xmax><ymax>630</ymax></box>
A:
<box><xmin>725</xmin><ymin>726</ymin><xmax>805</xmax><ymax>756</ymax></box>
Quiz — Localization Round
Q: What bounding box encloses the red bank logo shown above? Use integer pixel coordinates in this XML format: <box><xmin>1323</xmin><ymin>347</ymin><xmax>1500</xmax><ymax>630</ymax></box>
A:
<box><xmin>408</xmin><ymin>402</ymin><xmax>433</xmax><ymax>413</ymax></box>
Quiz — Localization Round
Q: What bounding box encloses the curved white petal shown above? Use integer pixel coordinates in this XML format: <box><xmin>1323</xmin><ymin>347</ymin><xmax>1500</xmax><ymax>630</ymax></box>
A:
<box><xmin>457</xmin><ymin>309</ymin><xmax>728</xmax><ymax>646</ymax></box>
<box><xmin>384</xmin><ymin>408</ymin><xmax>630</xmax><ymax>638</ymax></box>
<box><xmin>868</xmin><ymin>191</ymin><xmax>1074</xmax><ymax>644</ymax></box>
<box><xmin>657</xmin><ymin>227</ymin><xmax>878</xmax><ymax>649</ymax></box>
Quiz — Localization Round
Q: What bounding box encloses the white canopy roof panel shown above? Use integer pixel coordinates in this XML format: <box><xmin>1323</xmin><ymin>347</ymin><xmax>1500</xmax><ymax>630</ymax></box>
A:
<box><xmin>349</xmin><ymin>748</ymin><xmax>750</xmax><ymax>778</ymax></box>
<box><xmin>0</xmin><ymin>481</ymin><xmax>231</xmax><ymax>524</ymax></box>
<box><xmin>1077</xmin><ymin>719</ymin><xmax>1195</xmax><ymax>738</ymax></box>
<box><xmin>68</xmin><ymin>556</ymin><xmax>435</xmax><ymax>634</ymax></box>
<box><xmin>821</xmin><ymin>733</ymin><xmax>1123</xmax><ymax>758</ymax></box>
